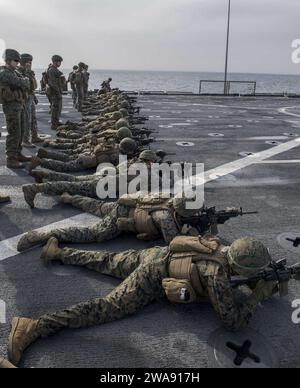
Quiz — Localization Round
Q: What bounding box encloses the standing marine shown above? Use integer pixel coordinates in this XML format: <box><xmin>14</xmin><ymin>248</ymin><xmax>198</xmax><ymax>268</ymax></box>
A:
<box><xmin>0</xmin><ymin>49</ymin><xmax>31</xmax><ymax>169</ymax></box>
<box><xmin>46</xmin><ymin>55</ymin><xmax>65</xmax><ymax>130</ymax></box>
<box><xmin>68</xmin><ymin>65</ymin><xmax>79</xmax><ymax>106</ymax></box>
<box><xmin>7</xmin><ymin>236</ymin><xmax>292</xmax><ymax>367</ymax></box>
<box><xmin>19</xmin><ymin>53</ymin><xmax>42</xmax><ymax>147</ymax></box>
<box><xmin>74</xmin><ymin>62</ymin><xmax>85</xmax><ymax>112</ymax></box>
<box><xmin>83</xmin><ymin>64</ymin><xmax>90</xmax><ymax>99</ymax></box>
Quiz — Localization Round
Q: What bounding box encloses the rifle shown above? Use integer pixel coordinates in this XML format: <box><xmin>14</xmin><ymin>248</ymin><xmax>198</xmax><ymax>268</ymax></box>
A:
<box><xmin>133</xmin><ymin>129</ymin><xmax>159</xmax><ymax>138</ymax></box>
<box><xmin>181</xmin><ymin>207</ymin><xmax>258</xmax><ymax>235</ymax></box>
<box><xmin>156</xmin><ymin>150</ymin><xmax>176</xmax><ymax>160</ymax></box>
<box><xmin>230</xmin><ymin>259</ymin><xmax>300</xmax><ymax>296</ymax></box>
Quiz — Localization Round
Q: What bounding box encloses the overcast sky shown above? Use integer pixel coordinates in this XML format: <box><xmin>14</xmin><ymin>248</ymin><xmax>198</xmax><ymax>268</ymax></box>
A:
<box><xmin>0</xmin><ymin>0</ymin><xmax>299</xmax><ymax>74</ymax></box>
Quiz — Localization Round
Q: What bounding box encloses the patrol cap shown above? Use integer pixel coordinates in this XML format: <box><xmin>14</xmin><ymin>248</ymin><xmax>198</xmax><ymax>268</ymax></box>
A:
<box><xmin>4</xmin><ymin>49</ymin><xmax>21</xmax><ymax>62</ymax></box>
<box><xmin>228</xmin><ymin>237</ymin><xmax>272</xmax><ymax>277</ymax></box>
<box><xmin>20</xmin><ymin>53</ymin><xmax>33</xmax><ymax>63</ymax></box>
<box><xmin>52</xmin><ymin>55</ymin><xmax>63</xmax><ymax>62</ymax></box>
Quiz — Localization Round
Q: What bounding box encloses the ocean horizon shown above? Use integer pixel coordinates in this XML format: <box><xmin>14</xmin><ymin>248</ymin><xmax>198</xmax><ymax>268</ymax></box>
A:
<box><xmin>34</xmin><ymin>69</ymin><xmax>300</xmax><ymax>94</ymax></box>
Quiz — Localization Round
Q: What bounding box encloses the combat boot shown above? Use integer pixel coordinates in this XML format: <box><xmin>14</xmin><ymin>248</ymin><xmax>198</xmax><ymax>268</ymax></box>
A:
<box><xmin>22</xmin><ymin>142</ymin><xmax>36</xmax><ymax>149</ymax></box>
<box><xmin>41</xmin><ymin>238</ymin><xmax>61</xmax><ymax>265</ymax></box>
<box><xmin>0</xmin><ymin>356</ymin><xmax>17</xmax><ymax>369</ymax></box>
<box><xmin>43</xmin><ymin>139</ymin><xmax>52</xmax><ymax>148</ymax></box>
<box><xmin>22</xmin><ymin>184</ymin><xmax>40</xmax><ymax>208</ymax></box>
<box><xmin>17</xmin><ymin>230</ymin><xmax>51</xmax><ymax>252</ymax></box>
<box><xmin>37</xmin><ymin>148</ymin><xmax>48</xmax><ymax>159</ymax></box>
<box><xmin>60</xmin><ymin>192</ymin><xmax>73</xmax><ymax>204</ymax></box>
<box><xmin>32</xmin><ymin>133</ymin><xmax>44</xmax><ymax>144</ymax></box>
<box><xmin>7</xmin><ymin>157</ymin><xmax>24</xmax><ymax>170</ymax></box>
<box><xmin>8</xmin><ymin>317</ymin><xmax>40</xmax><ymax>366</ymax></box>
<box><xmin>30</xmin><ymin>169</ymin><xmax>47</xmax><ymax>184</ymax></box>
<box><xmin>18</xmin><ymin>153</ymin><xmax>32</xmax><ymax>163</ymax></box>
<box><xmin>0</xmin><ymin>194</ymin><xmax>11</xmax><ymax>204</ymax></box>
<box><xmin>28</xmin><ymin>157</ymin><xmax>42</xmax><ymax>174</ymax></box>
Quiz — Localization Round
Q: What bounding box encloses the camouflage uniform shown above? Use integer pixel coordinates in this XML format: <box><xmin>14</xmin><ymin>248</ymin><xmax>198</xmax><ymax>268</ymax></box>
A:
<box><xmin>18</xmin><ymin>67</ymin><xmax>38</xmax><ymax>143</ymax></box>
<box><xmin>37</xmin><ymin>146</ymin><xmax>120</xmax><ymax>172</ymax></box>
<box><xmin>0</xmin><ymin>66</ymin><xmax>29</xmax><ymax>160</ymax></box>
<box><xmin>47</xmin><ymin>65</ymin><xmax>64</xmax><ymax>129</ymax></box>
<box><xmin>36</xmin><ymin>242</ymin><xmax>262</xmax><ymax>336</ymax></box>
<box><xmin>68</xmin><ymin>71</ymin><xmax>77</xmax><ymax>106</ymax></box>
<box><xmin>18</xmin><ymin>196</ymin><xmax>180</xmax><ymax>249</ymax></box>
<box><xmin>33</xmin><ymin>169</ymin><xmax>98</xmax><ymax>183</ymax></box>
<box><xmin>83</xmin><ymin>67</ymin><xmax>90</xmax><ymax>99</ymax></box>
<box><xmin>75</xmin><ymin>69</ymin><xmax>85</xmax><ymax>112</ymax></box>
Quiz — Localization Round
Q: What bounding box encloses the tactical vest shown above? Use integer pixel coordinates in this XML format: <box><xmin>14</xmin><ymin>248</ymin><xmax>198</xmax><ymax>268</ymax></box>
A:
<box><xmin>0</xmin><ymin>86</ymin><xmax>24</xmax><ymax>104</ymax></box>
<box><xmin>162</xmin><ymin>236</ymin><xmax>228</xmax><ymax>304</ymax></box>
<box><xmin>117</xmin><ymin>195</ymin><xmax>179</xmax><ymax>240</ymax></box>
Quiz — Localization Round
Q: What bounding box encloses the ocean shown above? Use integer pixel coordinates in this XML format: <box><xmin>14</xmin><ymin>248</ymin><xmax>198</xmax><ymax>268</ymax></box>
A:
<box><xmin>34</xmin><ymin>69</ymin><xmax>300</xmax><ymax>94</ymax></box>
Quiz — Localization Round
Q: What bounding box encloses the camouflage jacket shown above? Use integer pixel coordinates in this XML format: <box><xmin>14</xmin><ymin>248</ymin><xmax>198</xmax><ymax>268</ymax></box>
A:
<box><xmin>0</xmin><ymin>66</ymin><xmax>29</xmax><ymax>105</ymax></box>
<box><xmin>47</xmin><ymin>65</ymin><xmax>64</xmax><ymax>95</ymax></box>
<box><xmin>0</xmin><ymin>66</ymin><xmax>29</xmax><ymax>91</ymax></box>
<box><xmin>18</xmin><ymin>67</ymin><xmax>37</xmax><ymax>95</ymax></box>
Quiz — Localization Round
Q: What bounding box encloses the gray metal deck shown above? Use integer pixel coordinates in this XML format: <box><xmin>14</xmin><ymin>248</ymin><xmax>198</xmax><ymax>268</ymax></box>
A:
<box><xmin>0</xmin><ymin>94</ymin><xmax>300</xmax><ymax>368</ymax></box>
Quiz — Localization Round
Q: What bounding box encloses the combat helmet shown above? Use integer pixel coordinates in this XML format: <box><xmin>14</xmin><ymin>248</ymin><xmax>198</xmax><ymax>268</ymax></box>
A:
<box><xmin>139</xmin><ymin>150</ymin><xmax>158</xmax><ymax>163</ymax></box>
<box><xmin>52</xmin><ymin>55</ymin><xmax>63</xmax><ymax>62</ymax></box>
<box><xmin>228</xmin><ymin>237</ymin><xmax>271</xmax><ymax>277</ymax></box>
<box><xmin>117</xmin><ymin>127</ymin><xmax>132</xmax><ymax>140</ymax></box>
<box><xmin>172</xmin><ymin>195</ymin><xmax>201</xmax><ymax>217</ymax></box>
<box><xmin>119</xmin><ymin>138</ymin><xmax>136</xmax><ymax>155</ymax></box>
<box><xmin>120</xmin><ymin>101</ymin><xmax>130</xmax><ymax>109</ymax></box>
<box><xmin>112</xmin><ymin>111</ymin><xmax>123</xmax><ymax>121</ymax></box>
<box><xmin>119</xmin><ymin>108</ymin><xmax>129</xmax><ymax>117</ymax></box>
<box><xmin>4</xmin><ymin>49</ymin><xmax>21</xmax><ymax>62</ymax></box>
<box><xmin>115</xmin><ymin>118</ymin><xmax>130</xmax><ymax>130</ymax></box>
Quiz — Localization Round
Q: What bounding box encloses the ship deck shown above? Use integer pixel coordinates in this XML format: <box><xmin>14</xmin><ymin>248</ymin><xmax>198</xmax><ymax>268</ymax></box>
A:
<box><xmin>0</xmin><ymin>93</ymin><xmax>300</xmax><ymax>368</ymax></box>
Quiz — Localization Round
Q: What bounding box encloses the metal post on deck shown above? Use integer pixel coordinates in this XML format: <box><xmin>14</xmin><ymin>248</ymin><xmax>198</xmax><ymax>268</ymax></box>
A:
<box><xmin>224</xmin><ymin>0</ymin><xmax>231</xmax><ymax>95</ymax></box>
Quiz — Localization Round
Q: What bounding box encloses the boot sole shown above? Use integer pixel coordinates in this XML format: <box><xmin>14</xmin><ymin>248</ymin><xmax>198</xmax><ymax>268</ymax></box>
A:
<box><xmin>8</xmin><ymin>317</ymin><xmax>21</xmax><ymax>364</ymax></box>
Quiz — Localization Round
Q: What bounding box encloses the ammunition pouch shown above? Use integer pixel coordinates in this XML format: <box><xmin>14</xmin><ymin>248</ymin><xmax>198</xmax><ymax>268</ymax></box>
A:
<box><xmin>133</xmin><ymin>208</ymin><xmax>160</xmax><ymax>240</ymax></box>
<box><xmin>162</xmin><ymin>236</ymin><xmax>226</xmax><ymax>304</ymax></box>
<box><xmin>117</xmin><ymin>217</ymin><xmax>137</xmax><ymax>233</ymax></box>
<box><xmin>162</xmin><ymin>278</ymin><xmax>197</xmax><ymax>304</ymax></box>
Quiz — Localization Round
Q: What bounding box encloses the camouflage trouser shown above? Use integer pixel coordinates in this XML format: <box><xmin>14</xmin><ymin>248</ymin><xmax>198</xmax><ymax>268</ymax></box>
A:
<box><xmin>37</xmin><ymin>247</ymin><xmax>169</xmax><ymax>337</ymax></box>
<box><xmin>2</xmin><ymin>102</ymin><xmax>25</xmax><ymax>158</ymax></box>
<box><xmin>31</xmin><ymin>99</ymin><xmax>39</xmax><ymax>141</ymax></box>
<box><xmin>34</xmin><ymin>203</ymin><xmax>126</xmax><ymax>245</ymax></box>
<box><xmin>39</xmin><ymin>170</ymin><xmax>98</xmax><ymax>183</ymax></box>
<box><xmin>37</xmin><ymin>180</ymin><xmax>99</xmax><ymax>198</ymax></box>
<box><xmin>65</xmin><ymin>195</ymin><xmax>116</xmax><ymax>217</ymax></box>
<box><xmin>47</xmin><ymin>142</ymin><xmax>77</xmax><ymax>150</ymax></box>
<box><xmin>23</xmin><ymin>95</ymin><xmax>34</xmax><ymax>143</ymax></box>
<box><xmin>71</xmin><ymin>87</ymin><xmax>77</xmax><ymax>106</ymax></box>
<box><xmin>40</xmin><ymin>157</ymin><xmax>95</xmax><ymax>172</ymax></box>
<box><xmin>50</xmin><ymin>94</ymin><xmax>62</xmax><ymax>128</ymax></box>
<box><xmin>76</xmin><ymin>85</ymin><xmax>84</xmax><ymax>112</ymax></box>
<box><xmin>42</xmin><ymin>150</ymin><xmax>77</xmax><ymax>163</ymax></box>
